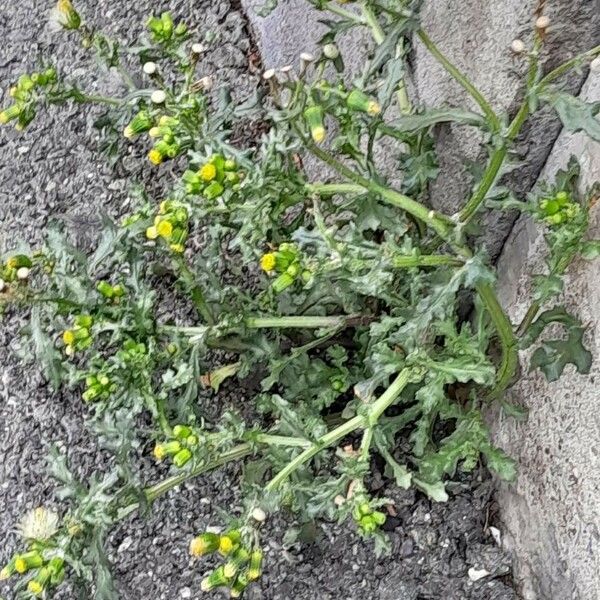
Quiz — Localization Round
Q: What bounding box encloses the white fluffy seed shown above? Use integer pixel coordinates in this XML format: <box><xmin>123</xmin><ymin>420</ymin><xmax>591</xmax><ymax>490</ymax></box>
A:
<box><xmin>16</xmin><ymin>267</ymin><xmax>30</xmax><ymax>280</ymax></box>
<box><xmin>262</xmin><ymin>68</ymin><xmax>276</xmax><ymax>80</ymax></box>
<box><xmin>251</xmin><ymin>507</ymin><xmax>267</xmax><ymax>522</ymax></box>
<box><xmin>191</xmin><ymin>43</ymin><xmax>205</xmax><ymax>55</ymax></box>
<box><xmin>511</xmin><ymin>39</ymin><xmax>526</xmax><ymax>54</ymax></box>
<box><xmin>300</xmin><ymin>52</ymin><xmax>315</xmax><ymax>63</ymax></box>
<box><xmin>143</xmin><ymin>62</ymin><xmax>157</xmax><ymax>75</ymax></box>
<box><xmin>280</xmin><ymin>65</ymin><xmax>293</xmax><ymax>73</ymax></box>
<box><xmin>535</xmin><ymin>15</ymin><xmax>550</xmax><ymax>30</ymax></box>
<box><xmin>0</xmin><ymin>278</ymin><xmax>5</xmax><ymax>292</ymax></box>
<box><xmin>196</xmin><ymin>76</ymin><xmax>213</xmax><ymax>91</ymax></box>
<box><xmin>151</xmin><ymin>90</ymin><xmax>166</xmax><ymax>104</ymax></box>
<box><xmin>468</xmin><ymin>567</ymin><xmax>491</xmax><ymax>582</ymax></box>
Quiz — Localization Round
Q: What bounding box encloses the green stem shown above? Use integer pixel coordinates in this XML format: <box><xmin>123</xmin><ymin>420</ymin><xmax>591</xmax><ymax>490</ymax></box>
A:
<box><xmin>476</xmin><ymin>282</ymin><xmax>518</xmax><ymax>398</ymax></box>
<box><xmin>116</xmin><ymin>443</ymin><xmax>253</xmax><ymax>521</ymax></box>
<box><xmin>165</xmin><ymin>314</ymin><xmax>364</xmax><ymax>338</ymax></box>
<box><xmin>305</xmin><ymin>151</ymin><xmax>452</xmax><ymax>239</ymax></box>
<box><xmin>79</xmin><ymin>94</ymin><xmax>122</xmax><ymax>106</ymax></box>
<box><xmin>265</xmin><ymin>369</ymin><xmax>413</xmax><ymax>491</ymax></box>
<box><xmin>323</xmin><ymin>1</ymin><xmax>365</xmax><ymax>23</ymax></box>
<box><xmin>245</xmin><ymin>315</ymin><xmax>347</xmax><ymax>329</ymax></box>
<box><xmin>540</xmin><ymin>44</ymin><xmax>600</xmax><ymax>87</ymax></box>
<box><xmin>253</xmin><ymin>434</ymin><xmax>311</xmax><ymax>448</ymax></box>
<box><xmin>393</xmin><ymin>254</ymin><xmax>464</xmax><ymax>269</ymax></box>
<box><xmin>360</xmin><ymin>2</ymin><xmax>385</xmax><ymax>44</ymax></box>
<box><xmin>458</xmin><ymin>101</ymin><xmax>530</xmax><ymax>224</ymax></box>
<box><xmin>516</xmin><ymin>301</ymin><xmax>540</xmax><ymax>337</ymax></box>
<box><xmin>416</xmin><ymin>29</ymin><xmax>500</xmax><ymax>132</ymax></box>
<box><xmin>173</xmin><ymin>257</ymin><xmax>215</xmax><ymax>325</ymax></box>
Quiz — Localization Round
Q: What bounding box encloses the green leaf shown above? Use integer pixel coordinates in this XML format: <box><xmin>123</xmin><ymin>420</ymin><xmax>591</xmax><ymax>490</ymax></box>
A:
<box><xmin>521</xmin><ymin>306</ymin><xmax>593</xmax><ymax>382</ymax></box>
<box><xmin>581</xmin><ymin>239</ymin><xmax>600</xmax><ymax>259</ymax></box>
<box><xmin>385</xmin><ymin>108</ymin><xmax>486</xmax><ymax>135</ymax></box>
<box><xmin>544</xmin><ymin>92</ymin><xmax>600</xmax><ymax>142</ymax></box>
<box><xmin>482</xmin><ymin>444</ymin><xmax>517</xmax><ymax>482</ymax></box>
<box><xmin>412</xmin><ymin>477</ymin><xmax>448</xmax><ymax>502</ymax></box>
<box><xmin>380</xmin><ymin>447</ymin><xmax>412</xmax><ymax>489</ymax></box>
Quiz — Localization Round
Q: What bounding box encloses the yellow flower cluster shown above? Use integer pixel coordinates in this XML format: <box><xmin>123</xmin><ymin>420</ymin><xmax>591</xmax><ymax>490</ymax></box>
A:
<box><xmin>0</xmin><ymin>69</ymin><xmax>57</xmax><ymax>131</ymax></box>
<box><xmin>259</xmin><ymin>243</ymin><xmax>312</xmax><ymax>293</ymax></box>
<box><xmin>182</xmin><ymin>154</ymin><xmax>242</xmax><ymax>200</ymax></box>
<box><xmin>62</xmin><ymin>314</ymin><xmax>93</xmax><ymax>356</ymax></box>
<box><xmin>189</xmin><ymin>530</ymin><xmax>263</xmax><ymax>598</ymax></box>
<box><xmin>153</xmin><ymin>424</ymin><xmax>198</xmax><ymax>468</ymax></box>
<box><xmin>145</xmin><ymin>200</ymin><xmax>189</xmax><ymax>253</ymax></box>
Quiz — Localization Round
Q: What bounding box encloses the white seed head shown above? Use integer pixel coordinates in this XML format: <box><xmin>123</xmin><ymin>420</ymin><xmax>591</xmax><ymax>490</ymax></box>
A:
<box><xmin>16</xmin><ymin>267</ymin><xmax>30</xmax><ymax>280</ymax></box>
<box><xmin>191</xmin><ymin>43</ymin><xmax>206</xmax><ymax>55</ymax></box>
<box><xmin>280</xmin><ymin>65</ymin><xmax>293</xmax><ymax>73</ymax></box>
<box><xmin>511</xmin><ymin>39</ymin><xmax>526</xmax><ymax>54</ymax></box>
<box><xmin>591</xmin><ymin>56</ymin><xmax>600</xmax><ymax>73</ymax></box>
<box><xmin>151</xmin><ymin>90</ymin><xmax>167</xmax><ymax>104</ymax></box>
<box><xmin>143</xmin><ymin>61</ymin><xmax>157</xmax><ymax>75</ymax></box>
<box><xmin>17</xmin><ymin>507</ymin><xmax>60</xmax><ymax>541</ymax></box>
<box><xmin>251</xmin><ymin>507</ymin><xmax>267</xmax><ymax>522</ymax></box>
<box><xmin>197</xmin><ymin>76</ymin><xmax>213</xmax><ymax>91</ymax></box>
<box><xmin>535</xmin><ymin>15</ymin><xmax>550</xmax><ymax>30</ymax></box>
<box><xmin>300</xmin><ymin>52</ymin><xmax>315</xmax><ymax>63</ymax></box>
<box><xmin>322</xmin><ymin>43</ymin><xmax>340</xmax><ymax>60</ymax></box>
<box><xmin>334</xmin><ymin>494</ymin><xmax>346</xmax><ymax>506</ymax></box>
<box><xmin>262</xmin><ymin>68</ymin><xmax>276</xmax><ymax>80</ymax></box>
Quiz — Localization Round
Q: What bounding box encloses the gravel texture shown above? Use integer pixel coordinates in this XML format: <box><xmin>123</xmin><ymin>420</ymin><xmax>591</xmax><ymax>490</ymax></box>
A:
<box><xmin>0</xmin><ymin>2</ymin><xmax>519</xmax><ymax>599</ymax></box>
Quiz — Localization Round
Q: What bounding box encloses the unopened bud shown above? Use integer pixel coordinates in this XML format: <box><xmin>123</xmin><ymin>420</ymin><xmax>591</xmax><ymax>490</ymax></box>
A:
<box><xmin>323</xmin><ymin>43</ymin><xmax>340</xmax><ymax>60</ymax></box>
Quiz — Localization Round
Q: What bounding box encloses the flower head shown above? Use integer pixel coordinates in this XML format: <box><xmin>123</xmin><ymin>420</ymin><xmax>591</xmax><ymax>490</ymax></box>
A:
<box><xmin>52</xmin><ymin>0</ymin><xmax>81</xmax><ymax>30</ymax></box>
<box><xmin>199</xmin><ymin>163</ymin><xmax>217</xmax><ymax>182</ymax></box>
<box><xmin>17</xmin><ymin>507</ymin><xmax>60</xmax><ymax>541</ymax></box>
<box><xmin>260</xmin><ymin>253</ymin><xmax>276</xmax><ymax>272</ymax></box>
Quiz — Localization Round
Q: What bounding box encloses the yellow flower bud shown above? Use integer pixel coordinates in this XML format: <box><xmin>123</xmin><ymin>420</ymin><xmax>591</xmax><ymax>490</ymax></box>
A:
<box><xmin>27</xmin><ymin>580</ymin><xmax>44</xmax><ymax>596</ymax></box>
<box><xmin>218</xmin><ymin>535</ymin><xmax>234</xmax><ymax>555</ymax></box>
<box><xmin>260</xmin><ymin>253</ymin><xmax>276</xmax><ymax>272</ymax></box>
<box><xmin>62</xmin><ymin>330</ymin><xmax>75</xmax><ymax>346</ymax></box>
<box><xmin>199</xmin><ymin>163</ymin><xmax>217</xmax><ymax>182</ymax></box>
<box><xmin>157</xmin><ymin>220</ymin><xmax>173</xmax><ymax>238</ymax></box>
<box><xmin>153</xmin><ymin>444</ymin><xmax>166</xmax><ymax>461</ymax></box>
<box><xmin>146</xmin><ymin>226</ymin><xmax>159</xmax><ymax>240</ymax></box>
<box><xmin>148</xmin><ymin>149</ymin><xmax>163</xmax><ymax>165</ymax></box>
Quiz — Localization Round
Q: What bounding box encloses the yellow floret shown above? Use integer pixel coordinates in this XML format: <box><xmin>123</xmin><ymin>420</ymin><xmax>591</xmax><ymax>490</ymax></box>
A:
<box><xmin>148</xmin><ymin>149</ymin><xmax>163</xmax><ymax>165</ymax></box>
<box><xmin>311</xmin><ymin>126</ymin><xmax>326</xmax><ymax>143</ymax></box>
<box><xmin>153</xmin><ymin>444</ymin><xmax>166</xmax><ymax>461</ymax></box>
<box><xmin>156</xmin><ymin>220</ymin><xmax>173</xmax><ymax>238</ymax></box>
<box><xmin>199</xmin><ymin>163</ymin><xmax>217</xmax><ymax>182</ymax></box>
<box><xmin>62</xmin><ymin>330</ymin><xmax>75</xmax><ymax>346</ymax></box>
<box><xmin>260</xmin><ymin>253</ymin><xmax>277</xmax><ymax>272</ymax></box>
<box><xmin>218</xmin><ymin>535</ymin><xmax>234</xmax><ymax>555</ymax></box>
<box><xmin>146</xmin><ymin>226</ymin><xmax>159</xmax><ymax>240</ymax></box>
<box><xmin>27</xmin><ymin>581</ymin><xmax>44</xmax><ymax>596</ymax></box>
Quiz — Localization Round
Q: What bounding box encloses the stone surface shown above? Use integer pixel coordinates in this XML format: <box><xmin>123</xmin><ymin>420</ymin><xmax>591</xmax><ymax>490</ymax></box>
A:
<box><xmin>493</xmin><ymin>69</ymin><xmax>600</xmax><ymax>600</ymax></box>
<box><xmin>242</xmin><ymin>0</ymin><xmax>600</xmax><ymax>259</ymax></box>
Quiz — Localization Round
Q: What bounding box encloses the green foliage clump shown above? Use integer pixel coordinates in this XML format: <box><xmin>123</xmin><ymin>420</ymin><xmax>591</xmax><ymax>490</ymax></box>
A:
<box><xmin>1</xmin><ymin>1</ymin><xmax>600</xmax><ymax>597</ymax></box>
